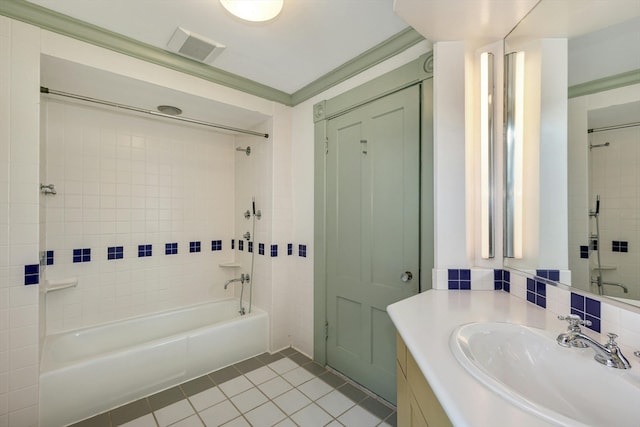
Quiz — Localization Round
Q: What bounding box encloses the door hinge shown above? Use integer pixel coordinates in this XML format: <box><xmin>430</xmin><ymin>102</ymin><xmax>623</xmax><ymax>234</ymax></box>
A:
<box><xmin>325</xmin><ymin>320</ymin><xmax>329</xmax><ymax>340</ymax></box>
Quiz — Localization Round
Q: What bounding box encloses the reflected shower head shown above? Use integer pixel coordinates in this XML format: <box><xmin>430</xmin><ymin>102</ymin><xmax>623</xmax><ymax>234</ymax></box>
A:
<box><xmin>236</xmin><ymin>146</ymin><xmax>251</xmax><ymax>156</ymax></box>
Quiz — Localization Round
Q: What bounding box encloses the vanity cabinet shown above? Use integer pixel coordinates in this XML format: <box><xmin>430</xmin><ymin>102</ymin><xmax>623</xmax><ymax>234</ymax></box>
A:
<box><xmin>397</xmin><ymin>333</ymin><xmax>452</xmax><ymax>427</ymax></box>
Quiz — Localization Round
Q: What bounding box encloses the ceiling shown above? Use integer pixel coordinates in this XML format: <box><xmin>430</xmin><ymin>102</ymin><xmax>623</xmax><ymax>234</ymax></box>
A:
<box><xmin>26</xmin><ymin>0</ymin><xmax>412</xmax><ymax>95</ymax></box>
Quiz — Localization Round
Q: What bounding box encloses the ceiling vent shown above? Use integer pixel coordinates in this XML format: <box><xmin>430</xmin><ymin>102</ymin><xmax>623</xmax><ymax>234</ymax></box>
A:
<box><xmin>167</xmin><ymin>27</ymin><xmax>226</xmax><ymax>64</ymax></box>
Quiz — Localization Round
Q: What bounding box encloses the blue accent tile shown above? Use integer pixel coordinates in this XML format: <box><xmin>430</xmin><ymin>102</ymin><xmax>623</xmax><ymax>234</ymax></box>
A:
<box><xmin>258</xmin><ymin>243</ymin><xmax>265</xmax><ymax>255</ymax></box>
<box><xmin>494</xmin><ymin>269</ymin><xmax>502</xmax><ymax>280</ymax></box>
<box><xmin>46</xmin><ymin>250</ymin><xmax>54</xmax><ymax>265</ymax></box>
<box><xmin>571</xmin><ymin>292</ymin><xmax>585</xmax><ymax>311</ymax></box>
<box><xmin>537</xmin><ymin>296</ymin><xmax>546</xmax><ymax>309</ymax></box>
<box><xmin>211</xmin><ymin>240</ymin><xmax>222</xmax><ymax>251</ymax></box>
<box><xmin>570</xmin><ymin>308</ymin><xmax>582</xmax><ymax>318</ymax></box>
<box><xmin>165</xmin><ymin>243</ymin><xmax>178</xmax><ymax>255</ymax></box>
<box><xmin>448</xmin><ymin>269</ymin><xmax>459</xmax><ymax>280</ymax></box>
<box><xmin>460</xmin><ymin>280</ymin><xmax>471</xmax><ymax>290</ymax></box>
<box><xmin>527</xmin><ymin>278</ymin><xmax>535</xmax><ymax>292</ymax></box>
<box><xmin>24</xmin><ymin>264</ymin><xmax>39</xmax><ymax>285</ymax></box>
<box><xmin>592</xmin><ymin>239</ymin><xmax>598</xmax><ymax>251</ymax></box>
<box><xmin>580</xmin><ymin>245</ymin><xmax>589</xmax><ymax>259</ymax></box>
<box><xmin>288</xmin><ymin>243</ymin><xmax>293</xmax><ymax>256</ymax></box>
<box><xmin>83</xmin><ymin>248</ymin><xmax>91</xmax><ymax>262</ymax></box>
<box><xmin>448</xmin><ymin>280</ymin><xmax>459</xmax><ymax>290</ymax></box>
<box><xmin>299</xmin><ymin>244</ymin><xmax>307</xmax><ymax>257</ymax></box>
<box><xmin>460</xmin><ymin>269</ymin><xmax>471</xmax><ymax>280</ymax></box>
<box><xmin>231</xmin><ymin>239</ymin><xmax>235</xmax><ymax>250</ymax></box>
<box><xmin>621</xmin><ymin>241</ymin><xmax>629</xmax><ymax>252</ymax></box>
<box><xmin>494</xmin><ymin>280</ymin><xmax>503</xmax><ymax>291</ymax></box>
<box><xmin>138</xmin><ymin>244</ymin><xmax>152</xmax><ymax>257</ymax></box>
<box><xmin>504</xmin><ymin>282</ymin><xmax>510</xmax><ymax>293</ymax></box>
<box><xmin>189</xmin><ymin>241</ymin><xmax>201</xmax><ymax>253</ymax></box>
<box><xmin>549</xmin><ymin>270</ymin><xmax>560</xmax><ymax>281</ymax></box>
<box><xmin>238</xmin><ymin>240</ymin><xmax>244</xmax><ymax>251</ymax></box>
<box><xmin>527</xmin><ymin>291</ymin><xmax>536</xmax><ymax>304</ymax></box>
<box><xmin>585</xmin><ymin>315</ymin><xmax>601</xmax><ymax>333</ymax></box>
<box><xmin>271</xmin><ymin>244</ymin><xmax>278</xmax><ymax>257</ymax></box>
<box><xmin>107</xmin><ymin>246</ymin><xmax>124</xmax><ymax>260</ymax></box>
<box><xmin>248</xmin><ymin>242</ymin><xmax>254</xmax><ymax>253</ymax></box>
<box><xmin>536</xmin><ymin>269</ymin><xmax>546</xmax><ymax>279</ymax></box>
<box><xmin>504</xmin><ymin>270</ymin><xmax>510</xmax><ymax>281</ymax></box>
<box><xmin>73</xmin><ymin>249</ymin><xmax>81</xmax><ymax>263</ymax></box>
<box><xmin>585</xmin><ymin>297</ymin><xmax>601</xmax><ymax>318</ymax></box>
<box><xmin>536</xmin><ymin>281</ymin><xmax>546</xmax><ymax>297</ymax></box>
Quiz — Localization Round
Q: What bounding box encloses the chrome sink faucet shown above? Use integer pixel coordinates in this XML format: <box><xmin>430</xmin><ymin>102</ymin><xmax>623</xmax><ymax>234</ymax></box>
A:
<box><xmin>557</xmin><ymin>314</ymin><xmax>631</xmax><ymax>369</ymax></box>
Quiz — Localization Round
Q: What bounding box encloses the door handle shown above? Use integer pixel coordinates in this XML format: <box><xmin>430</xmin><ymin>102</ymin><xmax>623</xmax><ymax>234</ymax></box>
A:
<box><xmin>400</xmin><ymin>271</ymin><xmax>413</xmax><ymax>282</ymax></box>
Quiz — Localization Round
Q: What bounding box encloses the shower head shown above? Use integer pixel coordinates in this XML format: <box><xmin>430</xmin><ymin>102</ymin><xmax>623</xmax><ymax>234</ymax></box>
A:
<box><xmin>236</xmin><ymin>146</ymin><xmax>251</xmax><ymax>156</ymax></box>
<box><xmin>589</xmin><ymin>142</ymin><xmax>610</xmax><ymax>150</ymax></box>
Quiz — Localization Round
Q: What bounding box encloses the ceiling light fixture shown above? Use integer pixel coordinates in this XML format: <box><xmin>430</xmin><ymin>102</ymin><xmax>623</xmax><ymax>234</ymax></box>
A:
<box><xmin>220</xmin><ymin>0</ymin><xmax>284</xmax><ymax>22</ymax></box>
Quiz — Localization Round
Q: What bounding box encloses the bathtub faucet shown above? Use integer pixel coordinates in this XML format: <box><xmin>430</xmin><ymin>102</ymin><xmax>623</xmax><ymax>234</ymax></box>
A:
<box><xmin>224</xmin><ymin>273</ymin><xmax>250</xmax><ymax>289</ymax></box>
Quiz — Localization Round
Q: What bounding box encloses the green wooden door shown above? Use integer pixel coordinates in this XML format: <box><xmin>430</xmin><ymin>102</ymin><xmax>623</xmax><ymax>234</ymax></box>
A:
<box><xmin>325</xmin><ymin>85</ymin><xmax>420</xmax><ymax>404</ymax></box>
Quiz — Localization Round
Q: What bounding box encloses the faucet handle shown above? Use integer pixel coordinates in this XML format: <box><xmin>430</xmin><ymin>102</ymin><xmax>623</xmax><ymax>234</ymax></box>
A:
<box><xmin>605</xmin><ymin>333</ymin><xmax>619</xmax><ymax>347</ymax></box>
<box><xmin>558</xmin><ymin>314</ymin><xmax>592</xmax><ymax>329</ymax></box>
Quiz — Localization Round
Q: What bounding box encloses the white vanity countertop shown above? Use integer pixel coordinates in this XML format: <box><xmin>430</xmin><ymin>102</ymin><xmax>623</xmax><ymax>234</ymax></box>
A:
<box><xmin>388</xmin><ymin>290</ymin><xmax>567</xmax><ymax>427</ymax></box>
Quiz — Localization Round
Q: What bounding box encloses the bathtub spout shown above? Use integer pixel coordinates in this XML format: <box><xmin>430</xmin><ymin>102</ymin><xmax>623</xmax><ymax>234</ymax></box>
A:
<box><xmin>224</xmin><ymin>273</ymin><xmax>249</xmax><ymax>289</ymax></box>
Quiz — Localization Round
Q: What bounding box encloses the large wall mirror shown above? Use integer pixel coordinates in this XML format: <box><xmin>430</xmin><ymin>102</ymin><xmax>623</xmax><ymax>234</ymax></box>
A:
<box><xmin>504</xmin><ymin>0</ymin><xmax>640</xmax><ymax>307</ymax></box>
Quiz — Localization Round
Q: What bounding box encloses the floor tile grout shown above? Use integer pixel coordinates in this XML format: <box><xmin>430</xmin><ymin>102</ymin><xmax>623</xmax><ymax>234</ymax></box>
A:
<box><xmin>70</xmin><ymin>348</ymin><xmax>397</xmax><ymax>427</ymax></box>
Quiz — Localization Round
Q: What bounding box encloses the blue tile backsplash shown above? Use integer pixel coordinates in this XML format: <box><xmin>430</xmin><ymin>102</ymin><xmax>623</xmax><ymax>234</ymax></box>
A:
<box><xmin>493</xmin><ymin>269</ymin><xmax>510</xmax><ymax>292</ymax></box>
<box><xmin>526</xmin><ymin>278</ymin><xmax>546</xmax><ymax>308</ymax></box>
<box><xmin>571</xmin><ymin>292</ymin><xmax>601</xmax><ymax>333</ymax></box>
<box><xmin>448</xmin><ymin>269</ymin><xmax>471</xmax><ymax>290</ymax></box>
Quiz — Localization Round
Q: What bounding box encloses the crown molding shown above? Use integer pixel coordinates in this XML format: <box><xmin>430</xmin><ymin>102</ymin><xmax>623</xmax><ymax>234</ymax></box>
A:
<box><xmin>569</xmin><ymin>69</ymin><xmax>640</xmax><ymax>99</ymax></box>
<box><xmin>0</xmin><ymin>0</ymin><xmax>425</xmax><ymax>107</ymax></box>
<box><xmin>290</xmin><ymin>27</ymin><xmax>425</xmax><ymax>105</ymax></box>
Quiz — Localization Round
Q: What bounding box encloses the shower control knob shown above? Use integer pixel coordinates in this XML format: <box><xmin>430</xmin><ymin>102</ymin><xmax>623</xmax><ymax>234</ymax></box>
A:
<box><xmin>401</xmin><ymin>271</ymin><xmax>413</xmax><ymax>282</ymax></box>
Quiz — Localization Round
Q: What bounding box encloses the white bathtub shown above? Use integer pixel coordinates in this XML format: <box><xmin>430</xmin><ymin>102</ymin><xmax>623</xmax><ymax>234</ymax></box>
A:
<box><xmin>39</xmin><ymin>299</ymin><xmax>269</xmax><ymax>427</ymax></box>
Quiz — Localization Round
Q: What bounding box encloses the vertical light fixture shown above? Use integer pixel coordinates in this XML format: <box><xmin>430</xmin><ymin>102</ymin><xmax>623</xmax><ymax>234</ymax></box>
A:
<box><xmin>504</xmin><ymin>51</ymin><xmax>525</xmax><ymax>258</ymax></box>
<box><xmin>220</xmin><ymin>0</ymin><xmax>284</xmax><ymax>22</ymax></box>
<box><xmin>480</xmin><ymin>52</ymin><xmax>495</xmax><ymax>259</ymax></box>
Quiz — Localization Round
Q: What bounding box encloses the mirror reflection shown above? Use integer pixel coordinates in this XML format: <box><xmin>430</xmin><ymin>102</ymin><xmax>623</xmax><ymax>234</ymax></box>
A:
<box><xmin>504</xmin><ymin>0</ymin><xmax>640</xmax><ymax>307</ymax></box>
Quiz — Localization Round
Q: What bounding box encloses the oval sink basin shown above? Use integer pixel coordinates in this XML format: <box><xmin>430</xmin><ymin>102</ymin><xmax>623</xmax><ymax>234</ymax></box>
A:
<box><xmin>450</xmin><ymin>322</ymin><xmax>640</xmax><ymax>426</ymax></box>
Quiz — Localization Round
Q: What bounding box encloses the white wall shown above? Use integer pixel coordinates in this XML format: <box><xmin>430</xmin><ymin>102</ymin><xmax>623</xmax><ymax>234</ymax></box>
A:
<box><xmin>0</xmin><ymin>18</ymin><xmax>41</xmax><ymax>427</ymax></box>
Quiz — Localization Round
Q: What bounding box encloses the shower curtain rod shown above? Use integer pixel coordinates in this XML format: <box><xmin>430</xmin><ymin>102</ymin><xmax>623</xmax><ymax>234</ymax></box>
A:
<box><xmin>588</xmin><ymin>121</ymin><xmax>640</xmax><ymax>134</ymax></box>
<box><xmin>40</xmin><ymin>86</ymin><xmax>269</xmax><ymax>139</ymax></box>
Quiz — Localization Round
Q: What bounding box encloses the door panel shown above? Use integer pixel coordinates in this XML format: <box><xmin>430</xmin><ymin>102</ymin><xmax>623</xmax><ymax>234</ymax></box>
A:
<box><xmin>326</xmin><ymin>85</ymin><xmax>420</xmax><ymax>404</ymax></box>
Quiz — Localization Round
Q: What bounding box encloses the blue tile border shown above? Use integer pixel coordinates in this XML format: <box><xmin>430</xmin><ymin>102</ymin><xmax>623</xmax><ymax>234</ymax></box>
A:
<box><xmin>211</xmin><ymin>240</ymin><xmax>222</xmax><ymax>251</ymax></box>
<box><xmin>299</xmin><ymin>244</ymin><xmax>307</xmax><ymax>258</ymax></box>
<box><xmin>536</xmin><ymin>269</ymin><xmax>560</xmax><ymax>281</ymax></box>
<box><xmin>258</xmin><ymin>243</ymin><xmax>265</xmax><ymax>255</ymax></box>
<box><xmin>238</xmin><ymin>240</ymin><xmax>244</xmax><ymax>251</ymax></box>
<box><xmin>287</xmin><ymin>243</ymin><xmax>293</xmax><ymax>256</ymax></box>
<box><xmin>270</xmin><ymin>244</ymin><xmax>278</xmax><ymax>257</ymax></box>
<box><xmin>46</xmin><ymin>250</ymin><xmax>54</xmax><ymax>266</ymax></box>
<box><xmin>580</xmin><ymin>245</ymin><xmax>589</xmax><ymax>259</ymax></box>
<box><xmin>248</xmin><ymin>241</ymin><xmax>254</xmax><ymax>253</ymax></box>
<box><xmin>612</xmin><ymin>241</ymin><xmax>629</xmax><ymax>252</ymax></box>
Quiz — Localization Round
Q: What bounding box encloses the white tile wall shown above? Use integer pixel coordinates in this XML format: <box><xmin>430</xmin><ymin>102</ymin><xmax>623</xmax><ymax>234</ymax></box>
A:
<box><xmin>1</xmin><ymin>18</ymin><xmax>41</xmax><ymax>427</ymax></box>
<box><xmin>42</xmin><ymin>99</ymin><xmax>239</xmax><ymax>334</ymax></box>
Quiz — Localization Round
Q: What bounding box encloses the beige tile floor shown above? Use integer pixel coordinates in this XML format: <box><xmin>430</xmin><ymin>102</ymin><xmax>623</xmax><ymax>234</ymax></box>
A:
<box><xmin>69</xmin><ymin>348</ymin><xmax>397</xmax><ymax>427</ymax></box>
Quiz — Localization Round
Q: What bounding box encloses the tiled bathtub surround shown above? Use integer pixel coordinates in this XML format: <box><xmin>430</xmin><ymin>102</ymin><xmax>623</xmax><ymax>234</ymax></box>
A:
<box><xmin>70</xmin><ymin>348</ymin><xmax>396</xmax><ymax>427</ymax></box>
